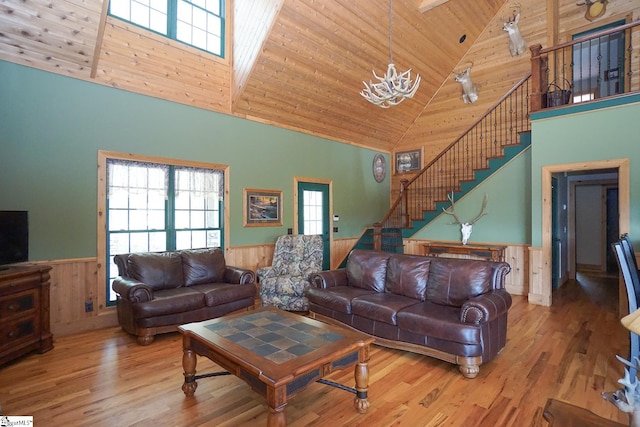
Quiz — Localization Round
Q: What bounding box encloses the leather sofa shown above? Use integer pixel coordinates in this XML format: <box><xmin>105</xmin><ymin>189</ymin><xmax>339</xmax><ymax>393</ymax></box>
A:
<box><xmin>307</xmin><ymin>249</ymin><xmax>512</xmax><ymax>378</ymax></box>
<box><xmin>112</xmin><ymin>247</ymin><xmax>256</xmax><ymax>345</ymax></box>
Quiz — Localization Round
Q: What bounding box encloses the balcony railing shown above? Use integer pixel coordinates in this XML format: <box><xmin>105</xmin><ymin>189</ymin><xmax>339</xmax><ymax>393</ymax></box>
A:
<box><xmin>365</xmin><ymin>20</ymin><xmax>639</xmax><ymax>254</ymax></box>
<box><xmin>531</xmin><ymin>20</ymin><xmax>640</xmax><ymax>112</ymax></box>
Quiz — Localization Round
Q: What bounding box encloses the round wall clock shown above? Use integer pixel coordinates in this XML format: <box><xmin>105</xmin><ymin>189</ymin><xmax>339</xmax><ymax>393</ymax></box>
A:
<box><xmin>372</xmin><ymin>154</ymin><xmax>386</xmax><ymax>183</ymax></box>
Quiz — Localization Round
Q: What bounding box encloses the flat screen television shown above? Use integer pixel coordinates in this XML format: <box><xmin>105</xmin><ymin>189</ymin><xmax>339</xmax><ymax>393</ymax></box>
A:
<box><xmin>0</xmin><ymin>211</ymin><xmax>29</xmax><ymax>267</ymax></box>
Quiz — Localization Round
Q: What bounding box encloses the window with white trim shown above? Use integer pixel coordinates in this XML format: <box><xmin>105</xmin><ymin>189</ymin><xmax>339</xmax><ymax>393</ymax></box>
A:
<box><xmin>106</xmin><ymin>158</ymin><xmax>224</xmax><ymax>304</ymax></box>
<box><xmin>108</xmin><ymin>0</ymin><xmax>224</xmax><ymax>57</ymax></box>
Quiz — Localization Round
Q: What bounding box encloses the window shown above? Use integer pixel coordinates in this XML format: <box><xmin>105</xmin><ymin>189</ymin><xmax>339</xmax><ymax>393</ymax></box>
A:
<box><xmin>104</xmin><ymin>157</ymin><xmax>225</xmax><ymax>304</ymax></box>
<box><xmin>108</xmin><ymin>0</ymin><xmax>224</xmax><ymax>57</ymax></box>
<box><xmin>301</xmin><ymin>189</ymin><xmax>323</xmax><ymax>235</ymax></box>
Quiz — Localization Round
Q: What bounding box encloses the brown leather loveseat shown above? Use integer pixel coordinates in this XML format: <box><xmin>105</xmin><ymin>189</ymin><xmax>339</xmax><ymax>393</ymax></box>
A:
<box><xmin>307</xmin><ymin>249</ymin><xmax>511</xmax><ymax>378</ymax></box>
<box><xmin>113</xmin><ymin>247</ymin><xmax>256</xmax><ymax>345</ymax></box>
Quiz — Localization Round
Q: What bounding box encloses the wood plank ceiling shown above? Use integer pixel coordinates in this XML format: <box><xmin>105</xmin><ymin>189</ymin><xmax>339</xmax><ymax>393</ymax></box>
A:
<box><xmin>0</xmin><ymin>0</ymin><xmax>511</xmax><ymax>153</ymax></box>
<box><xmin>233</xmin><ymin>0</ymin><xmax>505</xmax><ymax>152</ymax></box>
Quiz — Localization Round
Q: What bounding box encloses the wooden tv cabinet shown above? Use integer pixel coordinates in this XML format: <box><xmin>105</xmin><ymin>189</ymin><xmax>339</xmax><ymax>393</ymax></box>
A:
<box><xmin>0</xmin><ymin>265</ymin><xmax>53</xmax><ymax>366</ymax></box>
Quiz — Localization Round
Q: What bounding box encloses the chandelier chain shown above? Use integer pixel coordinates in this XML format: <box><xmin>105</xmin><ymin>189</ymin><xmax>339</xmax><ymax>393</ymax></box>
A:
<box><xmin>360</xmin><ymin>0</ymin><xmax>420</xmax><ymax>108</ymax></box>
<box><xmin>388</xmin><ymin>0</ymin><xmax>393</xmax><ymax>64</ymax></box>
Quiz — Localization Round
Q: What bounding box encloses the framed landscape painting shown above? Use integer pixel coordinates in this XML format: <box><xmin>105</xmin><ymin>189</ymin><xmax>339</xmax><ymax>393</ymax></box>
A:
<box><xmin>395</xmin><ymin>149</ymin><xmax>423</xmax><ymax>173</ymax></box>
<box><xmin>243</xmin><ymin>189</ymin><xmax>283</xmax><ymax>227</ymax></box>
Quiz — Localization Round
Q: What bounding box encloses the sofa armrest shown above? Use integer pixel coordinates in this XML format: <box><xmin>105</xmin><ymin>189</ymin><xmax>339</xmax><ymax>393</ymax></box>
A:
<box><xmin>256</xmin><ymin>266</ymin><xmax>276</xmax><ymax>281</ymax></box>
<box><xmin>460</xmin><ymin>289</ymin><xmax>513</xmax><ymax>324</ymax></box>
<box><xmin>112</xmin><ymin>277</ymin><xmax>154</xmax><ymax>303</ymax></box>
<box><xmin>310</xmin><ymin>269</ymin><xmax>347</xmax><ymax>289</ymax></box>
<box><xmin>224</xmin><ymin>266</ymin><xmax>256</xmax><ymax>285</ymax></box>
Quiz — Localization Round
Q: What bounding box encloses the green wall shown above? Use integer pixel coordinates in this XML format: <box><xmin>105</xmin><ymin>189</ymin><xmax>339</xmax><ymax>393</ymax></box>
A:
<box><xmin>412</xmin><ymin>148</ymin><xmax>532</xmax><ymax>244</ymax></box>
<box><xmin>530</xmin><ymin>96</ymin><xmax>640</xmax><ymax>247</ymax></box>
<box><xmin>0</xmin><ymin>60</ymin><xmax>390</xmax><ymax>261</ymax></box>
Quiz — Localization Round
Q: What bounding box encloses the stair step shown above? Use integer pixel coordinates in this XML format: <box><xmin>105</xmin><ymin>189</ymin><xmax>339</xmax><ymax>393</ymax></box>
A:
<box><xmin>347</xmin><ymin>76</ymin><xmax>532</xmax><ymax>265</ymax></box>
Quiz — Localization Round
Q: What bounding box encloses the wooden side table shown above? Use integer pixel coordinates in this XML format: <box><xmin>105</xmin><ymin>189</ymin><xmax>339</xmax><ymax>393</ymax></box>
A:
<box><xmin>422</xmin><ymin>242</ymin><xmax>506</xmax><ymax>262</ymax></box>
<box><xmin>0</xmin><ymin>265</ymin><xmax>53</xmax><ymax>366</ymax></box>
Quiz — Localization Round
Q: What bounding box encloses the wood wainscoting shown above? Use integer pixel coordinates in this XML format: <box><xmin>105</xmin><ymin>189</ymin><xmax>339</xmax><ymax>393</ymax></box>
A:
<box><xmin>29</xmin><ymin>258</ymin><xmax>116</xmax><ymax>338</ymax></box>
<box><xmin>30</xmin><ymin>237</ymin><xmax>526</xmax><ymax>337</ymax></box>
<box><xmin>27</xmin><ymin>237</ymin><xmax>362</xmax><ymax>338</ymax></box>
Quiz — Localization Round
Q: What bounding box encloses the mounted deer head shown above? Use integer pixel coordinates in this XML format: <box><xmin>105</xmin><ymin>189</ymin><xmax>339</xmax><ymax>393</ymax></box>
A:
<box><xmin>442</xmin><ymin>192</ymin><xmax>488</xmax><ymax>245</ymax></box>
<box><xmin>502</xmin><ymin>5</ymin><xmax>527</xmax><ymax>56</ymax></box>
<box><xmin>602</xmin><ymin>355</ymin><xmax>640</xmax><ymax>427</ymax></box>
<box><xmin>453</xmin><ymin>64</ymin><xmax>478</xmax><ymax>104</ymax></box>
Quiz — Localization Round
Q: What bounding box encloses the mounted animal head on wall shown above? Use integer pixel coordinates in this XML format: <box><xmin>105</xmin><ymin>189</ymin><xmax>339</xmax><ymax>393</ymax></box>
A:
<box><xmin>442</xmin><ymin>192</ymin><xmax>488</xmax><ymax>245</ymax></box>
<box><xmin>453</xmin><ymin>64</ymin><xmax>478</xmax><ymax>104</ymax></box>
<box><xmin>502</xmin><ymin>5</ymin><xmax>527</xmax><ymax>56</ymax></box>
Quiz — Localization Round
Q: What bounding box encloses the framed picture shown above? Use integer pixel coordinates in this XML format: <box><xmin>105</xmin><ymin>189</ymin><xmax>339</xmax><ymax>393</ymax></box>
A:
<box><xmin>372</xmin><ymin>154</ymin><xmax>386</xmax><ymax>183</ymax></box>
<box><xmin>243</xmin><ymin>188</ymin><xmax>283</xmax><ymax>227</ymax></box>
<box><xmin>395</xmin><ymin>149</ymin><xmax>423</xmax><ymax>173</ymax></box>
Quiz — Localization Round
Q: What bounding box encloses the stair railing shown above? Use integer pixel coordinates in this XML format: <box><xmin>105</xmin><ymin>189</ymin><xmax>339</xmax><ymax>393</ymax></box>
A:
<box><xmin>530</xmin><ymin>19</ymin><xmax>640</xmax><ymax>112</ymax></box>
<box><xmin>373</xmin><ymin>73</ymin><xmax>532</xmax><ymax>250</ymax></box>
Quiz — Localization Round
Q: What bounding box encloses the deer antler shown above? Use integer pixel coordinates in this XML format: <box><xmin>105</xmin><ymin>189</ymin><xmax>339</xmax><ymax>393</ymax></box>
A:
<box><xmin>603</xmin><ymin>355</ymin><xmax>640</xmax><ymax>416</ymax></box>
<box><xmin>468</xmin><ymin>193</ymin><xmax>489</xmax><ymax>225</ymax></box>
<box><xmin>442</xmin><ymin>192</ymin><xmax>463</xmax><ymax>224</ymax></box>
<box><xmin>451</xmin><ymin>60</ymin><xmax>474</xmax><ymax>77</ymax></box>
<box><xmin>443</xmin><ymin>193</ymin><xmax>489</xmax><ymax>225</ymax></box>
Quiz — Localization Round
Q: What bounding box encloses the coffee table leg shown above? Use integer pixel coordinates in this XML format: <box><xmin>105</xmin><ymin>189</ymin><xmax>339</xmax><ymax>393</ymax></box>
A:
<box><xmin>182</xmin><ymin>348</ymin><xmax>198</xmax><ymax>397</ymax></box>
<box><xmin>354</xmin><ymin>361</ymin><xmax>370</xmax><ymax>413</ymax></box>
<box><xmin>267</xmin><ymin>404</ymin><xmax>286</xmax><ymax>427</ymax></box>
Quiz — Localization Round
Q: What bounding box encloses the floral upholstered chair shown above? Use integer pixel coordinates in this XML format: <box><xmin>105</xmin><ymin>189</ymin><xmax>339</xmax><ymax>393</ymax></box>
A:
<box><xmin>257</xmin><ymin>234</ymin><xmax>323</xmax><ymax>311</ymax></box>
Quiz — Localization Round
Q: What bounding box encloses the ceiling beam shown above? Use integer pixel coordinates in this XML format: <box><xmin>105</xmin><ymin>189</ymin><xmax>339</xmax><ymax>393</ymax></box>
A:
<box><xmin>418</xmin><ymin>0</ymin><xmax>451</xmax><ymax>13</ymax></box>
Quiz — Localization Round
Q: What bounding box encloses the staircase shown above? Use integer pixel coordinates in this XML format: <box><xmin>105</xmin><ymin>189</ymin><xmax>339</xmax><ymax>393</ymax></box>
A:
<box><xmin>352</xmin><ymin>73</ymin><xmax>533</xmax><ymax>256</ymax></box>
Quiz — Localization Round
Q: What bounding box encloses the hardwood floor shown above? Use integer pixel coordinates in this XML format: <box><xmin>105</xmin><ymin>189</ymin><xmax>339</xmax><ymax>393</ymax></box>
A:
<box><xmin>0</xmin><ymin>273</ymin><xmax>631</xmax><ymax>426</ymax></box>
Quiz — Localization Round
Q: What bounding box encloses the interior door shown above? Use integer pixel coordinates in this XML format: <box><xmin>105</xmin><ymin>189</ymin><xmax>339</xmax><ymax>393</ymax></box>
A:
<box><xmin>552</xmin><ymin>177</ymin><xmax>560</xmax><ymax>289</ymax></box>
<box><xmin>606</xmin><ymin>186</ymin><xmax>620</xmax><ymax>272</ymax></box>
<box><xmin>297</xmin><ymin>182</ymin><xmax>330</xmax><ymax>270</ymax></box>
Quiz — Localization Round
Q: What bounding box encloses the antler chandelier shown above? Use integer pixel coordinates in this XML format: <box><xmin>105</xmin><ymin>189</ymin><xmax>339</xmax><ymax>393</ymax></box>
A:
<box><xmin>360</xmin><ymin>0</ymin><xmax>421</xmax><ymax>108</ymax></box>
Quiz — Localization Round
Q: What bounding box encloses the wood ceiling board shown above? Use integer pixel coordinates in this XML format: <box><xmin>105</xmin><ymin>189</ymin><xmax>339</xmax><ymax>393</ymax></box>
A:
<box><xmin>0</xmin><ymin>0</ymin><xmax>102</xmax><ymax>75</ymax></box>
<box><xmin>418</xmin><ymin>0</ymin><xmax>452</xmax><ymax>13</ymax></box>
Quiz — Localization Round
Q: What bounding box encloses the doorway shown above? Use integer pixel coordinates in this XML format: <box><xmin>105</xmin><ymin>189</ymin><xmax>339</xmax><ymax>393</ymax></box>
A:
<box><xmin>572</xmin><ymin>178</ymin><xmax>618</xmax><ymax>275</ymax></box>
<box><xmin>572</xmin><ymin>20</ymin><xmax>627</xmax><ymax>101</ymax></box>
<box><xmin>541</xmin><ymin>159</ymin><xmax>629</xmax><ymax>309</ymax></box>
<box><xmin>295</xmin><ymin>178</ymin><xmax>331</xmax><ymax>270</ymax></box>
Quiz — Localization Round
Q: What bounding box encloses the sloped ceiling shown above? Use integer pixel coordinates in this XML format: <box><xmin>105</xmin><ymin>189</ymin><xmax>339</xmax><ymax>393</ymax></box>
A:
<box><xmin>233</xmin><ymin>0</ymin><xmax>505</xmax><ymax>152</ymax></box>
<box><xmin>0</xmin><ymin>0</ymin><xmax>508</xmax><ymax>153</ymax></box>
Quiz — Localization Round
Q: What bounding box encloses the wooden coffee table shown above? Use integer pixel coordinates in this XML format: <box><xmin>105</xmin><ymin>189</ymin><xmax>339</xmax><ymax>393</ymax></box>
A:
<box><xmin>179</xmin><ymin>306</ymin><xmax>375</xmax><ymax>426</ymax></box>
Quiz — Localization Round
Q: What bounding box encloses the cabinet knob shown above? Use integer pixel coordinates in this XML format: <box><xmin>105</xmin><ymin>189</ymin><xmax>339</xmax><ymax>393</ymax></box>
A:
<box><xmin>8</xmin><ymin>331</ymin><xmax>15</xmax><ymax>338</ymax></box>
<box><xmin>7</xmin><ymin>303</ymin><xmax>18</xmax><ymax>311</ymax></box>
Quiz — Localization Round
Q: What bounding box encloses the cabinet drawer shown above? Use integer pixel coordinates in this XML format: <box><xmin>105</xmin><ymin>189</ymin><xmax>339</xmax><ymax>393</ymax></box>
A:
<box><xmin>0</xmin><ymin>289</ymin><xmax>37</xmax><ymax>319</ymax></box>
<box><xmin>0</xmin><ymin>318</ymin><xmax>37</xmax><ymax>347</ymax></box>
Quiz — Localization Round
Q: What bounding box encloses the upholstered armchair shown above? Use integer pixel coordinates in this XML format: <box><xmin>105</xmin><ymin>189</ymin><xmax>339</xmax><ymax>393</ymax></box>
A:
<box><xmin>257</xmin><ymin>234</ymin><xmax>323</xmax><ymax>311</ymax></box>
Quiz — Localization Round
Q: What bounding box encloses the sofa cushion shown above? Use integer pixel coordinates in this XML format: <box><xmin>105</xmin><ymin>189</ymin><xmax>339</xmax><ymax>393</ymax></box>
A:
<box><xmin>189</xmin><ymin>283</ymin><xmax>256</xmax><ymax>306</ymax></box>
<box><xmin>397</xmin><ymin>301</ymin><xmax>482</xmax><ymax>344</ymax></box>
<box><xmin>306</xmin><ymin>286</ymin><xmax>375</xmax><ymax>314</ymax></box>
<box><xmin>127</xmin><ymin>252</ymin><xmax>185</xmax><ymax>291</ymax></box>
<box><xmin>385</xmin><ymin>255</ymin><xmax>430</xmax><ymax>301</ymax></box>
<box><xmin>346</xmin><ymin>250</ymin><xmax>391</xmax><ymax>292</ymax></box>
<box><xmin>351</xmin><ymin>293</ymin><xmax>420</xmax><ymax>325</ymax></box>
<box><xmin>182</xmin><ymin>248</ymin><xmax>227</xmax><ymax>286</ymax></box>
<box><xmin>132</xmin><ymin>287</ymin><xmax>205</xmax><ymax>318</ymax></box>
<box><xmin>426</xmin><ymin>259</ymin><xmax>493</xmax><ymax>307</ymax></box>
